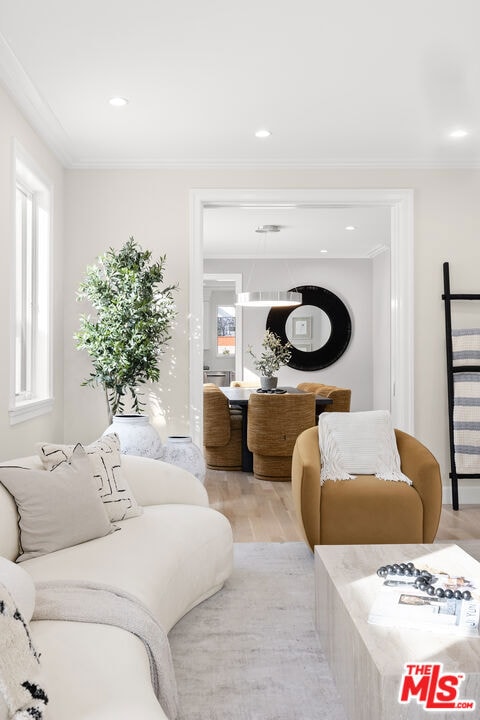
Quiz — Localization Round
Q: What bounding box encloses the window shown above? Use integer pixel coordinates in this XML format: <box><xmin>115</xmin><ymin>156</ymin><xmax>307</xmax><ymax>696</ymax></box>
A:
<box><xmin>10</xmin><ymin>144</ymin><xmax>53</xmax><ymax>424</ymax></box>
<box><xmin>216</xmin><ymin>305</ymin><xmax>236</xmax><ymax>356</ymax></box>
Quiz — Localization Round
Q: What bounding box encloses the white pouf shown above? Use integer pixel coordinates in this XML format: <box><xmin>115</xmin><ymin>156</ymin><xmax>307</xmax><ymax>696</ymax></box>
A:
<box><xmin>104</xmin><ymin>415</ymin><xmax>163</xmax><ymax>458</ymax></box>
<box><xmin>160</xmin><ymin>436</ymin><xmax>206</xmax><ymax>484</ymax></box>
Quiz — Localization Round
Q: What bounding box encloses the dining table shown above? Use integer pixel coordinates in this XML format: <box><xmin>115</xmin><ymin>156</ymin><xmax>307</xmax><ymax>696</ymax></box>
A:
<box><xmin>220</xmin><ymin>386</ymin><xmax>333</xmax><ymax>472</ymax></box>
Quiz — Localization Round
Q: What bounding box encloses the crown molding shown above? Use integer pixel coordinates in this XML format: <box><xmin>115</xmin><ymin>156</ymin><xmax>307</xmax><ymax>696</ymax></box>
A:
<box><xmin>367</xmin><ymin>244</ymin><xmax>389</xmax><ymax>258</ymax></box>
<box><xmin>0</xmin><ymin>31</ymin><xmax>73</xmax><ymax>167</ymax></box>
<box><xmin>68</xmin><ymin>156</ymin><xmax>480</xmax><ymax>171</ymax></box>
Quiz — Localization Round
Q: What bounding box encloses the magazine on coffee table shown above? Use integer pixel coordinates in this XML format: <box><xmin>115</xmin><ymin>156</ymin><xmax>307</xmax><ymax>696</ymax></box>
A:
<box><xmin>368</xmin><ymin>570</ymin><xmax>480</xmax><ymax>637</ymax></box>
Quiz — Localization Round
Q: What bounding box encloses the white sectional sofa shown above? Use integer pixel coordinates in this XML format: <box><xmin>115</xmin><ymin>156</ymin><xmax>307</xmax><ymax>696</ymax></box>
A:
<box><xmin>0</xmin><ymin>450</ymin><xmax>233</xmax><ymax>719</ymax></box>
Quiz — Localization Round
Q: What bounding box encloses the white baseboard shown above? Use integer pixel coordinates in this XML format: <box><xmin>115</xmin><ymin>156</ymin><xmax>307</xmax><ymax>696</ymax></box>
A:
<box><xmin>442</xmin><ymin>482</ymin><xmax>480</xmax><ymax>506</ymax></box>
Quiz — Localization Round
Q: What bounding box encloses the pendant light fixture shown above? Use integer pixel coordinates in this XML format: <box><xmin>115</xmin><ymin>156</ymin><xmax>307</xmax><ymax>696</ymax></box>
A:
<box><xmin>236</xmin><ymin>225</ymin><xmax>302</xmax><ymax>308</ymax></box>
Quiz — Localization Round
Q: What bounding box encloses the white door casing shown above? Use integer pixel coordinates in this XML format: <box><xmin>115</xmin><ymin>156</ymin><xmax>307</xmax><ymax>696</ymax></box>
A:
<box><xmin>189</xmin><ymin>188</ymin><xmax>414</xmax><ymax>447</ymax></box>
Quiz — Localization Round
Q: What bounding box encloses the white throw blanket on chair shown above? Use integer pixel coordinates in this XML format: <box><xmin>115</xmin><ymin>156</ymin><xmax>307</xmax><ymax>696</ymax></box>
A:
<box><xmin>318</xmin><ymin>410</ymin><xmax>411</xmax><ymax>485</ymax></box>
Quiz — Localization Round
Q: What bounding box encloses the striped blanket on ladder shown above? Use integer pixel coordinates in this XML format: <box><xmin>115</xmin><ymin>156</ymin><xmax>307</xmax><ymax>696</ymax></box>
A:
<box><xmin>452</xmin><ymin>329</ymin><xmax>480</xmax><ymax>473</ymax></box>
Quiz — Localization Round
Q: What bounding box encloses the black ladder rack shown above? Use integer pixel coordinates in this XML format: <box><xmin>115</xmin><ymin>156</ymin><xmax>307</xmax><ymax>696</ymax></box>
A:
<box><xmin>442</xmin><ymin>261</ymin><xmax>480</xmax><ymax>510</ymax></box>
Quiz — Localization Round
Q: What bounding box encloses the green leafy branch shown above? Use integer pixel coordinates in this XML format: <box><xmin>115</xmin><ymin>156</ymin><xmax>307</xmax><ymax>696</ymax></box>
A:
<box><xmin>248</xmin><ymin>329</ymin><xmax>292</xmax><ymax>377</ymax></box>
<box><xmin>75</xmin><ymin>237</ymin><xmax>178</xmax><ymax>422</ymax></box>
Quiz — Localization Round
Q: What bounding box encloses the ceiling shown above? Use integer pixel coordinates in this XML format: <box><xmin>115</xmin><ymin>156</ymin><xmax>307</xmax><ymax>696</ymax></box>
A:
<box><xmin>203</xmin><ymin>205</ymin><xmax>390</xmax><ymax>258</ymax></box>
<box><xmin>0</xmin><ymin>0</ymin><xmax>479</xmax><ymax>168</ymax></box>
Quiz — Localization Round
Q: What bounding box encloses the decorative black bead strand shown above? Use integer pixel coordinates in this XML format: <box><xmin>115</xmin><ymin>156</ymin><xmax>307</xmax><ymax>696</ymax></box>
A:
<box><xmin>376</xmin><ymin>562</ymin><xmax>472</xmax><ymax>601</ymax></box>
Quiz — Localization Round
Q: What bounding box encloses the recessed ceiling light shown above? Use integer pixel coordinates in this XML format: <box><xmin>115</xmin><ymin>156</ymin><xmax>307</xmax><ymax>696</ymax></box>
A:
<box><xmin>345</xmin><ymin>225</ymin><xmax>357</xmax><ymax>231</ymax></box>
<box><xmin>109</xmin><ymin>96</ymin><xmax>129</xmax><ymax>107</ymax></box>
<box><xmin>449</xmin><ymin>129</ymin><xmax>469</xmax><ymax>139</ymax></box>
<box><xmin>320</xmin><ymin>249</ymin><xmax>328</xmax><ymax>253</ymax></box>
<box><xmin>255</xmin><ymin>129</ymin><xmax>271</xmax><ymax>138</ymax></box>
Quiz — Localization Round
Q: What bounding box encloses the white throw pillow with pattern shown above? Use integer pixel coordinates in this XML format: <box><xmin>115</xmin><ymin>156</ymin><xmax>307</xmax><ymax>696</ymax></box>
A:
<box><xmin>37</xmin><ymin>433</ymin><xmax>142</xmax><ymax>522</ymax></box>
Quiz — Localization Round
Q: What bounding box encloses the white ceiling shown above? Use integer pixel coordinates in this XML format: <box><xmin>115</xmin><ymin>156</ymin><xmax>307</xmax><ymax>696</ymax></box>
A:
<box><xmin>0</xmin><ymin>0</ymin><xmax>479</xmax><ymax>168</ymax></box>
<box><xmin>203</xmin><ymin>205</ymin><xmax>390</xmax><ymax>258</ymax></box>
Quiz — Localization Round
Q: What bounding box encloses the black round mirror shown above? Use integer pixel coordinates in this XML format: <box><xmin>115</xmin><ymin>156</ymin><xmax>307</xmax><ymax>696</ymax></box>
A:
<box><xmin>266</xmin><ymin>285</ymin><xmax>352</xmax><ymax>371</ymax></box>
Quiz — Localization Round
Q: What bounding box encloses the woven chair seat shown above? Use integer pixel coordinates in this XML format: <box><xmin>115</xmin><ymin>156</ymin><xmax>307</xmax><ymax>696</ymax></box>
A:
<box><xmin>203</xmin><ymin>384</ymin><xmax>242</xmax><ymax>471</ymax></box>
<box><xmin>247</xmin><ymin>392</ymin><xmax>316</xmax><ymax>481</ymax></box>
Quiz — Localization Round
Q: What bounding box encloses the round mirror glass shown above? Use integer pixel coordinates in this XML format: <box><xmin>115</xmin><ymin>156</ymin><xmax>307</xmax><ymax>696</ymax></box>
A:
<box><xmin>285</xmin><ymin>305</ymin><xmax>332</xmax><ymax>352</ymax></box>
<box><xmin>266</xmin><ymin>285</ymin><xmax>352</xmax><ymax>371</ymax></box>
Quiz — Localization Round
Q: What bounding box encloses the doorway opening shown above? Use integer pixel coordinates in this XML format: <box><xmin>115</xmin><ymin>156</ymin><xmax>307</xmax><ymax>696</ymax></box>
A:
<box><xmin>190</xmin><ymin>188</ymin><xmax>414</xmax><ymax>446</ymax></box>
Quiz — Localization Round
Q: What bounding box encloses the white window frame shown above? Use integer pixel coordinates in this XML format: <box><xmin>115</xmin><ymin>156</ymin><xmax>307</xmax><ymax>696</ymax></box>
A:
<box><xmin>9</xmin><ymin>141</ymin><xmax>54</xmax><ymax>424</ymax></box>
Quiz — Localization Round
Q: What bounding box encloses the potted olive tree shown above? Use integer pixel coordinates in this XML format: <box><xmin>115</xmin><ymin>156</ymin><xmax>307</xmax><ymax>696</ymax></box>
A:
<box><xmin>248</xmin><ymin>329</ymin><xmax>292</xmax><ymax>390</ymax></box>
<box><xmin>75</xmin><ymin>237</ymin><xmax>177</xmax><ymax>455</ymax></box>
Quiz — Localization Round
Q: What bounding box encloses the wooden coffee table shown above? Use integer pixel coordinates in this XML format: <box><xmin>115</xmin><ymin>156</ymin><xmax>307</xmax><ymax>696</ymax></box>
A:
<box><xmin>315</xmin><ymin>542</ymin><xmax>480</xmax><ymax>720</ymax></box>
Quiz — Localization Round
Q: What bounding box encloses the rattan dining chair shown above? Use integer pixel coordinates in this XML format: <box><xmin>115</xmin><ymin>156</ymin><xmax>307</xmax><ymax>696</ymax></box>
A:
<box><xmin>296</xmin><ymin>382</ymin><xmax>351</xmax><ymax>412</ymax></box>
<box><xmin>203</xmin><ymin>384</ymin><xmax>242</xmax><ymax>470</ymax></box>
<box><xmin>247</xmin><ymin>392</ymin><xmax>316</xmax><ymax>480</ymax></box>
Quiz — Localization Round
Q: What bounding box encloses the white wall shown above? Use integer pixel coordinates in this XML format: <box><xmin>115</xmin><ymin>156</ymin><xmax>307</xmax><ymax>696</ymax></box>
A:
<box><xmin>205</xmin><ymin>258</ymin><xmax>373</xmax><ymax>411</ymax></box>
<box><xmin>63</xmin><ymin>167</ymin><xmax>480</xmax><ymax>503</ymax></box>
<box><xmin>63</xmin><ymin>170</ymin><xmax>191</xmax><ymax>443</ymax></box>
<box><xmin>0</xmin><ymin>85</ymin><xmax>64</xmax><ymax>461</ymax></box>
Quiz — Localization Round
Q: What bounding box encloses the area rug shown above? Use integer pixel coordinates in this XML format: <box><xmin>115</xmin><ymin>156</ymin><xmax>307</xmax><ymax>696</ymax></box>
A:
<box><xmin>169</xmin><ymin>542</ymin><xmax>348</xmax><ymax>720</ymax></box>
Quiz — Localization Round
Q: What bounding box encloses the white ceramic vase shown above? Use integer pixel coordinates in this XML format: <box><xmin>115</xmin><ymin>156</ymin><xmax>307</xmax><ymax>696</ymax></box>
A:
<box><xmin>104</xmin><ymin>415</ymin><xmax>163</xmax><ymax>458</ymax></box>
<box><xmin>160</xmin><ymin>435</ymin><xmax>206</xmax><ymax>484</ymax></box>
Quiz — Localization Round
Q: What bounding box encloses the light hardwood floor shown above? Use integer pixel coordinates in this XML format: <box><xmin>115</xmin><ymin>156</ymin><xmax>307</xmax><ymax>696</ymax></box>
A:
<box><xmin>204</xmin><ymin>468</ymin><xmax>480</xmax><ymax>543</ymax></box>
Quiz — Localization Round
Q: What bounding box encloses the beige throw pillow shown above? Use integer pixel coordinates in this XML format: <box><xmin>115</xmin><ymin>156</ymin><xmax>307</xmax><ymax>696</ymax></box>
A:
<box><xmin>0</xmin><ymin>444</ymin><xmax>113</xmax><ymax>562</ymax></box>
<box><xmin>37</xmin><ymin>434</ymin><xmax>142</xmax><ymax>522</ymax></box>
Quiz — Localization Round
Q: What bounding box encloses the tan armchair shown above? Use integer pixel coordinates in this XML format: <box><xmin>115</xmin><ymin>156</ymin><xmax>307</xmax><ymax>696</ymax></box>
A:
<box><xmin>291</xmin><ymin>426</ymin><xmax>442</xmax><ymax>549</ymax></box>
<box><xmin>247</xmin><ymin>393</ymin><xmax>316</xmax><ymax>480</ymax></box>
<box><xmin>296</xmin><ymin>382</ymin><xmax>351</xmax><ymax>412</ymax></box>
<box><xmin>203</xmin><ymin>384</ymin><xmax>242</xmax><ymax>471</ymax></box>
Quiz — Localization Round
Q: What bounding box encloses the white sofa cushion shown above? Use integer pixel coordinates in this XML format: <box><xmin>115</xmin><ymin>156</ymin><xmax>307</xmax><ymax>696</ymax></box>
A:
<box><xmin>37</xmin><ymin>434</ymin><xmax>142</xmax><ymax>522</ymax></box>
<box><xmin>0</xmin><ymin>485</ymin><xmax>20</xmax><ymax>562</ymax></box>
<box><xmin>121</xmin><ymin>455</ymin><xmax>209</xmax><ymax>507</ymax></box>
<box><xmin>21</xmin><ymin>505</ymin><xmax>233</xmax><ymax>632</ymax></box>
<box><xmin>30</xmin><ymin>621</ymin><xmax>168</xmax><ymax>720</ymax></box>
<box><xmin>0</xmin><ymin>557</ymin><xmax>35</xmax><ymax>622</ymax></box>
<box><xmin>0</xmin><ymin>453</ymin><xmax>209</xmax><ymax>562</ymax></box>
<box><xmin>0</xmin><ymin>445</ymin><xmax>113</xmax><ymax>562</ymax></box>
